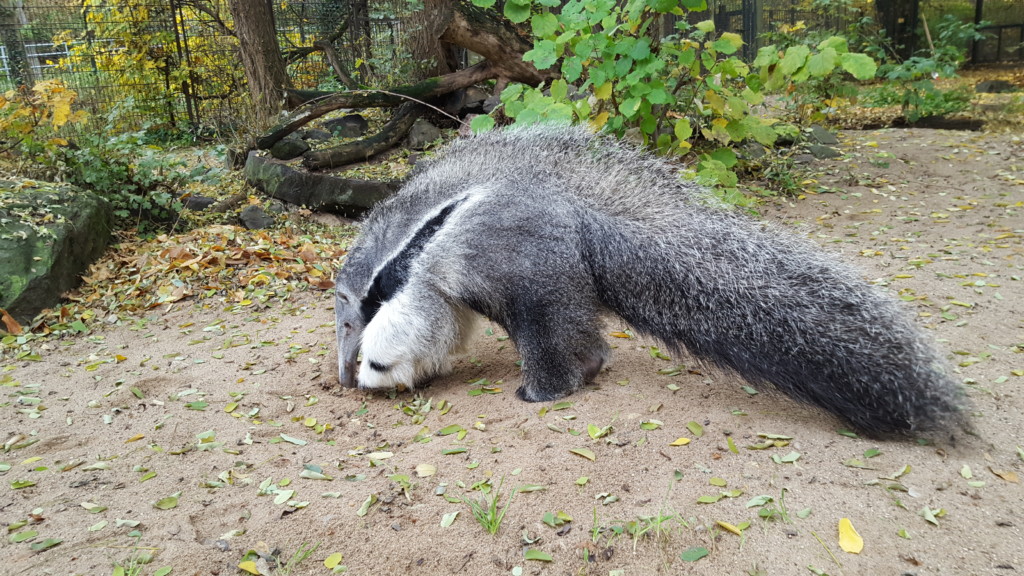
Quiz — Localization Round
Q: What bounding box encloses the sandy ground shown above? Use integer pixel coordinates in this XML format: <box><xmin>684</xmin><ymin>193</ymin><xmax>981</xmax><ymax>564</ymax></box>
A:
<box><xmin>2</xmin><ymin>128</ymin><xmax>1022</xmax><ymax>576</ymax></box>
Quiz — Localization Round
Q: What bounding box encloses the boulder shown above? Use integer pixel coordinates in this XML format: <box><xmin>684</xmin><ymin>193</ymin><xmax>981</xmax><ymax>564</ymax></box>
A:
<box><xmin>0</xmin><ymin>181</ymin><xmax>112</xmax><ymax>323</ymax></box>
<box><xmin>269</xmin><ymin>136</ymin><xmax>310</xmax><ymax>160</ymax></box>
<box><xmin>323</xmin><ymin>114</ymin><xmax>369</xmax><ymax>138</ymax></box>
<box><xmin>807</xmin><ymin>125</ymin><xmax>839</xmax><ymax>145</ymax></box>
<box><xmin>239</xmin><ymin>205</ymin><xmax>275</xmax><ymax>229</ymax></box>
<box><xmin>243</xmin><ymin>152</ymin><xmax>400</xmax><ymax>217</ymax></box>
<box><xmin>406</xmin><ymin>119</ymin><xmax>442</xmax><ymax>150</ymax></box>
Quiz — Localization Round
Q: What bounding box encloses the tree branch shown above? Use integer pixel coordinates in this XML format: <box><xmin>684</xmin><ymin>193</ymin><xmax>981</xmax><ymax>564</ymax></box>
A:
<box><xmin>301</xmin><ymin>102</ymin><xmax>425</xmax><ymax>170</ymax></box>
<box><xmin>258</xmin><ymin>60</ymin><xmax>496</xmax><ymax>149</ymax></box>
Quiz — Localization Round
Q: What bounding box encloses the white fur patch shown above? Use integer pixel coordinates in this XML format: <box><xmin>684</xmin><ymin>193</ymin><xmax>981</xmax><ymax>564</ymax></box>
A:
<box><xmin>357</xmin><ymin>286</ymin><xmax>478</xmax><ymax>392</ymax></box>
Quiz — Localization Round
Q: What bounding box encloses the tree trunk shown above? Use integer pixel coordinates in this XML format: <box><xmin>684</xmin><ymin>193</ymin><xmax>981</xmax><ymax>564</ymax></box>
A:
<box><xmin>228</xmin><ymin>0</ymin><xmax>293</xmax><ymax>125</ymax></box>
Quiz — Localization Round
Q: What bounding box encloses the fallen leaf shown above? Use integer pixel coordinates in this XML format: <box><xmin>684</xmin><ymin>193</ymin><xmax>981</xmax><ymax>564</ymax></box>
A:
<box><xmin>570</xmin><ymin>448</ymin><xmax>596</xmax><ymax>461</ymax></box>
<box><xmin>838</xmin><ymin>517</ymin><xmax>864</xmax><ymax>553</ymax></box>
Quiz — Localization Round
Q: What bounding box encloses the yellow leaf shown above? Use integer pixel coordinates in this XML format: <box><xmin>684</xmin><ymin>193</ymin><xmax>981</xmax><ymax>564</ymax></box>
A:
<box><xmin>237</xmin><ymin>560</ymin><xmax>261</xmax><ymax>575</ymax></box>
<box><xmin>594</xmin><ymin>82</ymin><xmax>613</xmax><ymax>100</ymax></box>
<box><xmin>415</xmin><ymin>463</ymin><xmax>437</xmax><ymax>477</ymax></box>
<box><xmin>590</xmin><ymin>111</ymin><xmax>610</xmax><ymax>130</ymax></box>
<box><xmin>716</xmin><ymin>520</ymin><xmax>742</xmax><ymax>535</ymax></box>
<box><xmin>324</xmin><ymin>552</ymin><xmax>343</xmax><ymax>569</ymax></box>
<box><xmin>838</xmin><ymin>517</ymin><xmax>864</xmax><ymax>553</ymax></box>
<box><xmin>670</xmin><ymin>437</ymin><xmax>691</xmax><ymax>446</ymax></box>
<box><xmin>125</xmin><ymin>434</ymin><xmax>145</xmax><ymax>443</ymax></box>
<box><xmin>990</xmin><ymin>467</ymin><xmax>1019</xmax><ymax>483</ymax></box>
<box><xmin>609</xmin><ymin>331</ymin><xmax>631</xmax><ymax>339</ymax></box>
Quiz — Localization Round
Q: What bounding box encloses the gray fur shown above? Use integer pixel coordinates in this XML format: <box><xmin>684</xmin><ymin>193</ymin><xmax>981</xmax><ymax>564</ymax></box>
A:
<box><xmin>334</xmin><ymin>124</ymin><xmax>964</xmax><ymax>436</ymax></box>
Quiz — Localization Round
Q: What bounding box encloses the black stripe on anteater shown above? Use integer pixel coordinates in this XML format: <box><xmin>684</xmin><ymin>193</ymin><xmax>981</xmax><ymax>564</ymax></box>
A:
<box><xmin>360</xmin><ymin>199</ymin><xmax>464</xmax><ymax>323</ymax></box>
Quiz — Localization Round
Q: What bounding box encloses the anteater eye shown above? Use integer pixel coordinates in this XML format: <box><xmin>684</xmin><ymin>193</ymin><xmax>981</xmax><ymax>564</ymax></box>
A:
<box><xmin>369</xmin><ymin>361</ymin><xmax>390</xmax><ymax>372</ymax></box>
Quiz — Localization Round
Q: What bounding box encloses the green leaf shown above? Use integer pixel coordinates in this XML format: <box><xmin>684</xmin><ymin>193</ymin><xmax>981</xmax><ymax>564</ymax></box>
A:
<box><xmin>712</xmin><ymin>33</ymin><xmax>743</xmax><ymax>55</ymax></box>
<box><xmin>153</xmin><ymin>492</ymin><xmax>180</xmax><ymax>510</ymax></box>
<box><xmin>753</xmin><ymin>45</ymin><xmax>780</xmax><ymax>67</ymax></box>
<box><xmin>695</xmin><ymin>20</ymin><xmax>715</xmax><ymax>34</ymax></box>
<box><xmin>806</xmin><ymin>47</ymin><xmax>838</xmax><ymax>77</ymax></box>
<box><xmin>471</xmin><ymin>0</ymin><xmax>496</xmax><ymax>7</ymax></box>
<box><xmin>11</xmin><ymin>479</ymin><xmax>35</xmax><ymax>489</ymax></box>
<box><xmin>817</xmin><ymin>36</ymin><xmax>849</xmax><ymax>54</ymax></box>
<box><xmin>531</xmin><ymin>12</ymin><xmax>558</xmax><ymax>37</ymax></box>
<box><xmin>680</xmin><ymin>547</ymin><xmax>709</xmax><ymax>562</ymax></box>
<box><xmin>674</xmin><ymin>118</ymin><xmax>693</xmax><ymax>143</ymax></box>
<box><xmin>570</xmin><ymin>448</ymin><xmax>596</xmax><ymax>461</ymax></box>
<box><xmin>357</xmin><ymin>493</ymin><xmax>378</xmax><ymax>517</ymax></box>
<box><xmin>523</xmin><ymin>39</ymin><xmax>558</xmax><ymax>70</ymax></box>
<box><xmin>780</xmin><ymin>45</ymin><xmax>810</xmax><ymax>75</ymax></box>
<box><xmin>839</xmin><ymin>52</ymin><xmax>877</xmax><ymax>80</ymax></box>
<box><xmin>524</xmin><ymin>549</ymin><xmax>553</xmax><ymax>562</ymax></box>
<box><xmin>618</xmin><ymin>97</ymin><xmax>642</xmax><ymax>118</ymax></box>
<box><xmin>437</xmin><ymin>425</ymin><xmax>465</xmax><ymax>436</ymax></box>
<box><xmin>649</xmin><ymin>0</ymin><xmax>679</xmax><ymax>12</ymax></box>
<box><xmin>469</xmin><ymin>115</ymin><xmax>495</xmax><ymax>134</ymax></box>
<box><xmin>10</xmin><ymin>530</ymin><xmax>38</xmax><ymax>543</ymax></box>
<box><xmin>30</xmin><ymin>538</ymin><xmax>62</xmax><ymax>552</ymax></box>
<box><xmin>504</xmin><ymin>0</ymin><xmax>532</xmax><ymax>24</ymax></box>
<box><xmin>441</xmin><ymin>510</ymin><xmax>459</xmax><ymax>527</ymax></box>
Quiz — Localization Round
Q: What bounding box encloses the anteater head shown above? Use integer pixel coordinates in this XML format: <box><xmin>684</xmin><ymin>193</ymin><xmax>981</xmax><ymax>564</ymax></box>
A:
<box><xmin>334</xmin><ymin>193</ymin><xmax>468</xmax><ymax>391</ymax></box>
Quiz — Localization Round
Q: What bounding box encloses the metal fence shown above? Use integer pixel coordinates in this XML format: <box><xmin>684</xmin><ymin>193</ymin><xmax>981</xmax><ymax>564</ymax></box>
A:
<box><xmin>1</xmin><ymin>1</ymin><xmax>1020</xmax><ymax>135</ymax></box>
<box><xmin>0</xmin><ymin>0</ymin><xmax>410</xmax><ymax>135</ymax></box>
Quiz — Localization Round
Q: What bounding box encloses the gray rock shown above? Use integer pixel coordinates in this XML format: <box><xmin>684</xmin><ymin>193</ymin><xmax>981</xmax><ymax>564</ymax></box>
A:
<box><xmin>324</xmin><ymin>114</ymin><xmax>369</xmax><ymax>138</ymax></box>
<box><xmin>307</xmin><ymin>212</ymin><xmax>354</xmax><ymax>227</ymax></box>
<box><xmin>302</xmin><ymin>128</ymin><xmax>332</xmax><ymax>141</ymax></box>
<box><xmin>269</xmin><ymin>136</ymin><xmax>309</xmax><ymax>160</ymax></box>
<box><xmin>975</xmin><ymin>80</ymin><xmax>1016</xmax><ymax>94</ymax></box>
<box><xmin>463</xmin><ymin>86</ymin><xmax>490</xmax><ymax>111</ymax></box>
<box><xmin>482</xmin><ymin>95</ymin><xmax>501</xmax><ymax>114</ymax></box>
<box><xmin>406</xmin><ymin>119</ymin><xmax>443</xmax><ymax>150</ymax></box>
<box><xmin>739</xmin><ymin>142</ymin><xmax>767</xmax><ymax>160</ymax></box>
<box><xmin>239</xmin><ymin>205</ymin><xmax>275</xmax><ymax>229</ymax></box>
<box><xmin>0</xmin><ymin>181</ymin><xmax>112</xmax><ymax>323</ymax></box>
<box><xmin>181</xmin><ymin>194</ymin><xmax>216</xmax><ymax>211</ymax></box>
<box><xmin>807</xmin><ymin>125</ymin><xmax>839</xmax><ymax>145</ymax></box>
<box><xmin>224</xmin><ymin>147</ymin><xmax>248</xmax><ymax>170</ymax></box>
<box><xmin>243</xmin><ymin>152</ymin><xmax>400</xmax><ymax>218</ymax></box>
<box><xmin>806</xmin><ymin>144</ymin><xmax>842</xmax><ymax>159</ymax></box>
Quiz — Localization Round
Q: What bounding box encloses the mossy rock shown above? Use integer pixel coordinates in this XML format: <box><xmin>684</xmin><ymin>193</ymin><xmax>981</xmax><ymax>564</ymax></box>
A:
<box><xmin>0</xmin><ymin>180</ymin><xmax>112</xmax><ymax>323</ymax></box>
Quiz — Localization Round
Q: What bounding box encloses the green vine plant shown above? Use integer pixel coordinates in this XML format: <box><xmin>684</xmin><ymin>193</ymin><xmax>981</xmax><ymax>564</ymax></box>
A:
<box><xmin>469</xmin><ymin>0</ymin><xmax>877</xmax><ymax>204</ymax></box>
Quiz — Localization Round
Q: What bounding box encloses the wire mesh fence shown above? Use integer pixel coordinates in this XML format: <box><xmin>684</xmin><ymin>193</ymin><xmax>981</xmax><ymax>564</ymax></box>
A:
<box><xmin>0</xmin><ymin>0</ymin><xmax>414</xmax><ymax>135</ymax></box>
<box><xmin>1</xmin><ymin>1</ymin><xmax>1021</xmax><ymax>136</ymax></box>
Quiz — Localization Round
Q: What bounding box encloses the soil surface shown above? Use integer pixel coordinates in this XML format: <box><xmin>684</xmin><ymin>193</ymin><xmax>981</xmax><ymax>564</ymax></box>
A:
<box><xmin>2</xmin><ymin>128</ymin><xmax>1022</xmax><ymax>576</ymax></box>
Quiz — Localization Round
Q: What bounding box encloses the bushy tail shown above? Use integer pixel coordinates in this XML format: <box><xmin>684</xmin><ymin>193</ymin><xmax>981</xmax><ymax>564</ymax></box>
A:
<box><xmin>581</xmin><ymin>208</ymin><xmax>964</xmax><ymax>436</ymax></box>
